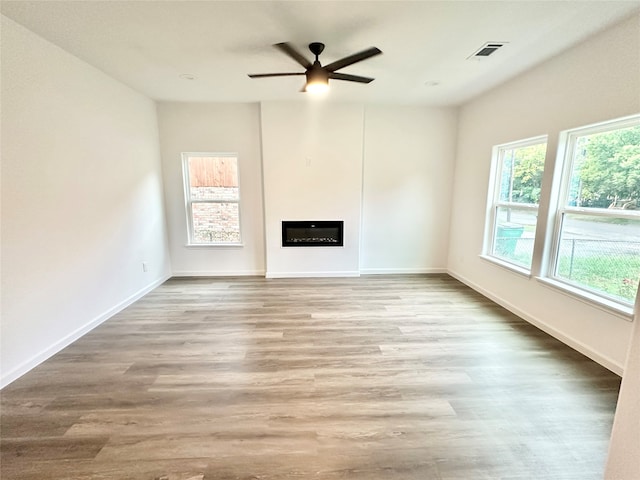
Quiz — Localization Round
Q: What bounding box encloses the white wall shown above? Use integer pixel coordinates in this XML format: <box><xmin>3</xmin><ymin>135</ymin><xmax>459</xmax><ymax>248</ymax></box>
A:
<box><xmin>606</xmin><ymin>283</ymin><xmax>640</xmax><ymax>479</ymax></box>
<box><xmin>157</xmin><ymin>102</ymin><xmax>459</xmax><ymax>279</ymax></box>
<box><xmin>157</xmin><ymin>103</ymin><xmax>265</xmax><ymax>276</ymax></box>
<box><xmin>0</xmin><ymin>16</ymin><xmax>172</xmax><ymax>387</ymax></box>
<box><xmin>261</xmin><ymin>101</ymin><xmax>365</xmax><ymax>278</ymax></box>
<box><xmin>361</xmin><ymin>106</ymin><xmax>458</xmax><ymax>274</ymax></box>
<box><xmin>447</xmin><ymin>14</ymin><xmax>640</xmax><ymax>373</ymax></box>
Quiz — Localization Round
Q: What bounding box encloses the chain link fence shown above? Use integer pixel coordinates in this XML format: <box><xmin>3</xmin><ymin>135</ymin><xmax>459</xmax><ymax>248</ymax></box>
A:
<box><xmin>556</xmin><ymin>238</ymin><xmax>640</xmax><ymax>302</ymax></box>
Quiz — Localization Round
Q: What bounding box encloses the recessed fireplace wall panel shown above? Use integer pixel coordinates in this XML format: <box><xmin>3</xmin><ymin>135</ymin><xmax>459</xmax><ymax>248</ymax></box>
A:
<box><xmin>282</xmin><ymin>221</ymin><xmax>344</xmax><ymax>247</ymax></box>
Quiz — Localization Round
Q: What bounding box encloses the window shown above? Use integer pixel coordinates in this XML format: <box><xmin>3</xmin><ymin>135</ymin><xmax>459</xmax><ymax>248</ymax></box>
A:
<box><xmin>484</xmin><ymin>137</ymin><xmax>547</xmax><ymax>270</ymax></box>
<box><xmin>549</xmin><ymin>116</ymin><xmax>640</xmax><ymax>307</ymax></box>
<box><xmin>182</xmin><ymin>153</ymin><xmax>241</xmax><ymax>245</ymax></box>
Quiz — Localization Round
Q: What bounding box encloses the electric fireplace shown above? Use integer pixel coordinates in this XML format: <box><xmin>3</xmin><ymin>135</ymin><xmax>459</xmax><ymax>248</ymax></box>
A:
<box><xmin>282</xmin><ymin>221</ymin><xmax>344</xmax><ymax>247</ymax></box>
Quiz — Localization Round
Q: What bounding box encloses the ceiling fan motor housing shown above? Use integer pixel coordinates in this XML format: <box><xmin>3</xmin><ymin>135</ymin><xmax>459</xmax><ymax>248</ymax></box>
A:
<box><xmin>306</xmin><ymin>64</ymin><xmax>328</xmax><ymax>83</ymax></box>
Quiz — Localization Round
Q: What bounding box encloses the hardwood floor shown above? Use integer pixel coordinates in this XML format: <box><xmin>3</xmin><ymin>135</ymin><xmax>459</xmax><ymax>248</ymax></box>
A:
<box><xmin>1</xmin><ymin>275</ymin><xmax>621</xmax><ymax>479</ymax></box>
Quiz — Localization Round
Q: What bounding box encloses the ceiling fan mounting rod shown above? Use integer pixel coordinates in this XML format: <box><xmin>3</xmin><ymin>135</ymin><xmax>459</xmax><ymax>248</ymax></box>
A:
<box><xmin>309</xmin><ymin>42</ymin><xmax>325</xmax><ymax>62</ymax></box>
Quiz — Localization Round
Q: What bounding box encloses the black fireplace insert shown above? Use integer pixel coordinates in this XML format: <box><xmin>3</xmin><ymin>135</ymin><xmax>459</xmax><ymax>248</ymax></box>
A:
<box><xmin>282</xmin><ymin>221</ymin><xmax>344</xmax><ymax>247</ymax></box>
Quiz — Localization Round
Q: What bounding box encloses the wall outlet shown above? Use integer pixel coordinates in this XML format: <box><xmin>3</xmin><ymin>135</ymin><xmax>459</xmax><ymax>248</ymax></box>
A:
<box><xmin>142</xmin><ymin>262</ymin><xmax>149</xmax><ymax>273</ymax></box>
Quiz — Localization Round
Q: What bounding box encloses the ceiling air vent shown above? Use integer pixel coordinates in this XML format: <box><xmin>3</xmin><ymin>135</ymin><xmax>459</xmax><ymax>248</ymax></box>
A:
<box><xmin>468</xmin><ymin>42</ymin><xmax>507</xmax><ymax>60</ymax></box>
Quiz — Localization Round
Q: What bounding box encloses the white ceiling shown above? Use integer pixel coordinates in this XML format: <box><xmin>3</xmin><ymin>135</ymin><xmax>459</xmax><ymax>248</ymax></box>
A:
<box><xmin>2</xmin><ymin>1</ymin><xmax>639</xmax><ymax>106</ymax></box>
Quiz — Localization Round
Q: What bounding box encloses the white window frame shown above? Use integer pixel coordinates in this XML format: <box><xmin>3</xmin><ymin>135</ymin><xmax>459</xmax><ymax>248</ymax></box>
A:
<box><xmin>483</xmin><ymin>135</ymin><xmax>548</xmax><ymax>274</ymax></box>
<box><xmin>181</xmin><ymin>152</ymin><xmax>242</xmax><ymax>246</ymax></box>
<box><xmin>544</xmin><ymin>115</ymin><xmax>640</xmax><ymax>310</ymax></box>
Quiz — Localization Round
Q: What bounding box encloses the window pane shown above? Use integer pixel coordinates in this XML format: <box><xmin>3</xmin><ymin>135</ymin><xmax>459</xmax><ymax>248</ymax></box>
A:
<box><xmin>188</xmin><ymin>156</ymin><xmax>239</xmax><ymax>201</ymax></box>
<box><xmin>498</xmin><ymin>143</ymin><xmax>546</xmax><ymax>204</ymax></box>
<box><xmin>554</xmin><ymin>213</ymin><xmax>640</xmax><ymax>304</ymax></box>
<box><xmin>492</xmin><ymin>207</ymin><xmax>537</xmax><ymax>268</ymax></box>
<box><xmin>566</xmin><ymin>125</ymin><xmax>640</xmax><ymax>209</ymax></box>
<box><xmin>191</xmin><ymin>202</ymin><xmax>241</xmax><ymax>244</ymax></box>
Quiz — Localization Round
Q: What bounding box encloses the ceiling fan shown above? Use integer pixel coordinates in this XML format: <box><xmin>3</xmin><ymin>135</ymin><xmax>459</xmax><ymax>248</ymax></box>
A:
<box><xmin>248</xmin><ymin>42</ymin><xmax>382</xmax><ymax>93</ymax></box>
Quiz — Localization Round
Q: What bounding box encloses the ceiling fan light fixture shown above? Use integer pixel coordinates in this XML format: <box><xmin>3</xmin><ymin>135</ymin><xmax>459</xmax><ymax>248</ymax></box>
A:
<box><xmin>305</xmin><ymin>78</ymin><xmax>329</xmax><ymax>94</ymax></box>
<box><xmin>305</xmin><ymin>68</ymin><xmax>329</xmax><ymax>94</ymax></box>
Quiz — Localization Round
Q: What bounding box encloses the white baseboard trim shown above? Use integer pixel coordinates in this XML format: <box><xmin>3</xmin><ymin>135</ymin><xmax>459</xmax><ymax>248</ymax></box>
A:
<box><xmin>447</xmin><ymin>268</ymin><xmax>624</xmax><ymax>377</ymax></box>
<box><xmin>0</xmin><ymin>274</ymin><xmax>171</xmax><ymax>389</ymax></box>
<box><xmin>172</xmin><ymin>270</ymin><xmax>265</xmax><ymax>277</ymax></box>
<box><xmin>360</xmin><ymin>267</ymin><xmax>447</xmax><ymax>275</ymax></box>
<box><xmin>266</xmin><ymin>271</ymin><xmax>360</xmax><ymax>279</ymax></box>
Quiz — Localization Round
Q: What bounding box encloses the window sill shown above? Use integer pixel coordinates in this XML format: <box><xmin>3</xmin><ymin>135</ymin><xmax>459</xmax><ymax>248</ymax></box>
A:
<box><xmin>479</xmin><ymin>255</ymin><xmax>635</xmax><ymax>321</ymax></box>
<box><xmin>479</xmin><ymin>254</ymin><xmax>532</xmax><ymax>279</ymax></box>
<box><xmin>185</xmin><ymin>243</ymin><xmax>244</xmax><ymax>248</ymax></box>
<box><xmin>535</xmin><ymin>277</ymin><xmax>634</xmax><ymax>321</ymax></box>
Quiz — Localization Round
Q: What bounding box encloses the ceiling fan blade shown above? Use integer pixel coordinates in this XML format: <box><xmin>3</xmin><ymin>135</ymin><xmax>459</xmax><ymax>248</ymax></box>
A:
<box><xmin>274</xmin><ymin>42</ymin><xmax>312</xmax><ymax>69</ymax></box>
<box><xmin>248</xmin><ymin>72</ymin><xmax>305</xmax><ymax>78</ymax></box>
<box><xmin>328</xmin><ymin>72</ymin><xmax>374</xmax><ymax>84</ymax></box>
<box><xmin>324</xmin><ymin>47</ymin><xmax>382</xmax><ymax>73</ymax></box>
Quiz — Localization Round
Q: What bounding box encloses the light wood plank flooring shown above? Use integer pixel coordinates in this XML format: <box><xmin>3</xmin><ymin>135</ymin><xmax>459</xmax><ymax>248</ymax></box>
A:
<box><xmin>1</xmin><ymin>275</ymin><xmax>621</xmax><ymax>479</ymax></box>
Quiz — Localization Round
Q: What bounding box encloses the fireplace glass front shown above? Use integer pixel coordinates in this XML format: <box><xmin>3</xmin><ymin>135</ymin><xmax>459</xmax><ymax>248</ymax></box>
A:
<box><xmin>282</xmin><ymin>221</ymin><xmax>344</xmax><ymax>247</ymax></box>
